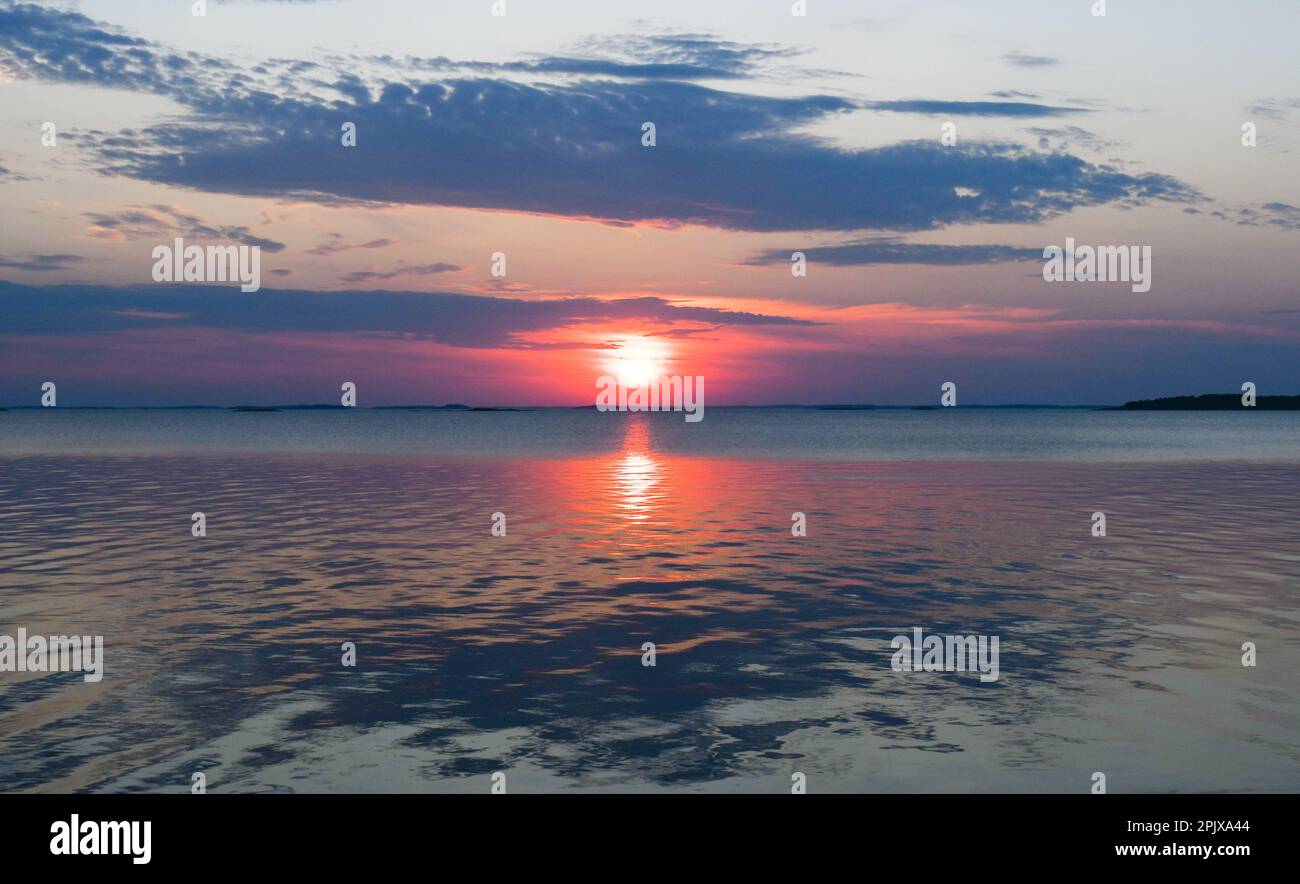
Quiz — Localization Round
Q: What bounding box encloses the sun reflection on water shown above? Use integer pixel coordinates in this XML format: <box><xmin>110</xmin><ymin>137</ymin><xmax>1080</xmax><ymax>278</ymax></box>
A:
<box><xmin>611</xmin><ymin>416</ymin><xmax>660</xmax><ymax>523</ymax></box>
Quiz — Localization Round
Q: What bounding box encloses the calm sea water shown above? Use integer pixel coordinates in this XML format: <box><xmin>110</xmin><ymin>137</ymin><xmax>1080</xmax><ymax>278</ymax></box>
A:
<box><xmin>1</xmin><ymin>409</ymin><xmax>1298</xmax><ymax>792</ymax></box>
<box><xmin>3</xmin><ymin>407</ymin><xmax>1300</xmax><ymax>459</ymax></box>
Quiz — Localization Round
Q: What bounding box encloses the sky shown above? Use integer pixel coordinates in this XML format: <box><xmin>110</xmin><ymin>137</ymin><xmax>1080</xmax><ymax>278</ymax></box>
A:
<box><xmin>1</xmin><ymin>0</ymin><xmax>1298</xmax><ymax>406</ymax></box>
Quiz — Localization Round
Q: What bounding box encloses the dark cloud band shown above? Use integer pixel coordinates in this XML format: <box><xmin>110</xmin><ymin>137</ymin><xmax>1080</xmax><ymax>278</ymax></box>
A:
<box><xmin>0</xmin><ymin>3</ymin><xmax>1199</xmax><ymax>234</ymax></box>
<box><xmin>0</xmin><ymin>281</ymin><xmax>817</xmax><ymax>349</ymax></box>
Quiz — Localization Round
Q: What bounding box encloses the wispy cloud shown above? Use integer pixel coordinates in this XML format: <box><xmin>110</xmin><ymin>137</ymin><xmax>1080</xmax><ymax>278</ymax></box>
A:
<box><xmin>389</xmin><ymin>32</ymin><xmax>812</xmax><ymax>82</ymax></box>
<box><xmin>1002</xmin><ymin>50</ymin><xmax>1059</xmax><ymax>68</ymax></box>
<box><xmin>307</xmin><ymin>234</ymin><xmax>397</xmax><ymax>256</ymax></box>
<box><xmin>1230</xmin><ymin>202</ymin><xmax>1300</xmax><ymax>231</ymax></box>
<box><xmin>863</xmin><ymin>98</ymin><xmax>1084</xmax><ymax>117</ymax></box>
<box><xmin>83</xmin><ymin>205</ymin><xmax>286</xmax><ymax>251</ymax></box>
<box><xmin>1245</xmin><ymin>97</ymin><xmax>1300</xmax><ymax>121</ymax></box>
<box><xmin>0</xmin><ymin>163</ymin><xmax>37</xmax><ymax>183</ymax></box>
<box><xmin>1025</xmin><ymin>126</ymin><xmax>1120</xmax><ymax>154</ymax></box>
<box><xmin>341</xmin><ymin>263</ymin><xmax>461</xmax><ymax>283</ymax></box>
<box><xmin>0</xmin><ymin>254</ymin><xmax>85</xmax><ymax>272</ymax></box>
<box><xmin>747</xmin><ymin>240</ymin><xmax>1043</xmax><ymax>267</ymax></box>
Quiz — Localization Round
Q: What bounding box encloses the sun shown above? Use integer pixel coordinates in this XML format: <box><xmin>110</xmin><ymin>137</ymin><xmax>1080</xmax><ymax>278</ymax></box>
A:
<box><xmin>603</xmin><ymin>335</ymin><xmax>671</xmax><ymax>385</ymax></box>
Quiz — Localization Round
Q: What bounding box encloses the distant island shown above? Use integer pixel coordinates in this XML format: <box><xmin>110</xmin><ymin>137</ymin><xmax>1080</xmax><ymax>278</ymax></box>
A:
<box><xmin>229</xmin><ymin>403</ymin><xmax>513</xmax><ymax>412</ymax></box>
<box><xmin>1117</xmin><ymin>394</ymin><xmax>1300</xmax><ymax>410</ymax></box>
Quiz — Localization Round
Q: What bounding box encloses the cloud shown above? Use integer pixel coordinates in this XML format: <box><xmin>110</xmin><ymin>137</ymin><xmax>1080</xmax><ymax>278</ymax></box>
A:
<box><xmin>1025</xmin><ymin>126</ymin><xmax>1120</xmax><ymax>153</ymax></box>
<box><xmin>579</xmin><ymin>33</ymin><xmax>802</xmax><ymax>76</ymax></box>
<box><xmin>0</xmin><ymin>3</ymin><xmax>1198</xmax><ymax>234</ymax></box>
<box><xmin>863</xmin><ymin>99</ymin><xmax>1083</xmax><ymax>117</ymax></box>
<box><xmin>1198</xmin><ymin>202</ymin><xmax>1300</xmax><ymax>231</ymax></box>
<box><xmin>1245</xmin><ymin>98</ymin><xmax>1300</xmax><ymax>121</ymax></box>
<box><xmin>0</xmin><ymin>3</ymin><xmax>154</xmax><ymax>90</ymax></box>
<box><xmin>1002</xmin><ymin>51</ymin><xmax>1059</xmax><ymax>68</ymax></box>
<box><xmin>307</xmin><ymin>234</ymin><xmax>397</xmax><ymax>256</ymax></box>
<box><xmin>645</xmin><ymin>325</ymin><xmax>723</xmax><ymax>339</ymax></box>
<box><xmin>103</xmin><ymin>308</ymin><xmax>187</xmax><ymax>320</ymax></box>
<box><xmin>341</xmin><ymin>262</ymin><xmax>460</xmax><ymax>283</ymax></box>
<box><xmin>748</xmin><ymin>239</ymin><xmax>1043</xmax><ymax>267</ymax></box>
<box><xmin>1232</xmin><ymin>202</ymin><xmax>1300</xmax><ymax>231</ymax></box>
<box><xmin>83</xmin><ymin>205</ymin><xmax>286</xmax><ymax>251</ymax></box>
<box><xmin>391</xmin><ymin>33</ymin><xmax>811</xmax><ymax>82</ymax></box>
<box><xmin>0</xmin><ymin>163</ymin><xmax>36</xmax><ymax>182</ymax></box>
<box><xmin>0</xmin><ymin>254</ymin><xmax>85</xmax><ymax>272</ymax></box>
<box><xmin>0</xmin><ymin>281</ymin><xmax>818</xmax><ymax>349</ymax></box>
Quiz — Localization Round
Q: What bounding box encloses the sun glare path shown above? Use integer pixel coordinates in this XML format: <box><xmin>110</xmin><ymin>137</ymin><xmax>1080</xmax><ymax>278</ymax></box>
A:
<box><xmin>613</xmin><ymin>416</ymin><xmax>659</xmax><ymax>524</ymax></box>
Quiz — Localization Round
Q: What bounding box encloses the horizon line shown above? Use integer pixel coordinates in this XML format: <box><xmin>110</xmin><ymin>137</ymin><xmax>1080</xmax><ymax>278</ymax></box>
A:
<box><xmin>5</xmin><ymin>393</ymin><xmax>1298</xmax><ymax>412</ymax></box>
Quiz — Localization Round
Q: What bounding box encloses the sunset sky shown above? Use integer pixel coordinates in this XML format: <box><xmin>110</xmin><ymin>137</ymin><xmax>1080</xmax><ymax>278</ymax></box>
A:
<box><xmin>2</xmin><ymin>0</ymin><xmax>1298</xmax><ymax>406</ymax></box>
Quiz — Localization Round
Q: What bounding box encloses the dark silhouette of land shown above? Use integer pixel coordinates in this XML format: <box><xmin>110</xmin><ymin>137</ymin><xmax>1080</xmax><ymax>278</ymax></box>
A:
<box><xmin>1116</xmin><ymin>394</ymin><xmax>1300</xmax><ymax>410</ymax></box>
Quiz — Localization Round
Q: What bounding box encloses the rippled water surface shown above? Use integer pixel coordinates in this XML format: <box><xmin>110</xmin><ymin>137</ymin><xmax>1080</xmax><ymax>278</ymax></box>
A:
<box><xmin>1</xmin><ymin>411</ymin><xmax>1297</xmax><ymax>792</ymax></box>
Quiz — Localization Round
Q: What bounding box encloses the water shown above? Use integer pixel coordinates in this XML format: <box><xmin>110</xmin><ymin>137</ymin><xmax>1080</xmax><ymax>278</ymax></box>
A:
<box><xmin>1</xmin><ymin>409</ymin><xmax>1298</xmax><ymax>792</ymax></box>
<box><xmin>3</xmin><ymin>406</ymin><xmax>1300</xmax><ymax>460</ymax></box>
